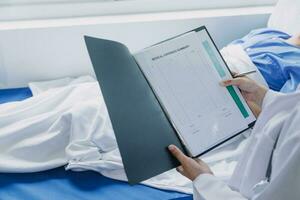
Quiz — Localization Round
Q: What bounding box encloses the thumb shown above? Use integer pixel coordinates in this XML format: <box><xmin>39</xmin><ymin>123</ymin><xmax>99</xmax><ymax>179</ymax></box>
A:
<box><xmin>168</xmin><ymin>145</ymin><xmax>189</xmax><ymax>164</ymax></box>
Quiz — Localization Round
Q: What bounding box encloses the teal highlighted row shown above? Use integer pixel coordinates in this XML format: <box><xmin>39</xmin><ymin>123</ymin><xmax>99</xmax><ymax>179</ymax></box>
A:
<box><xmin>202</xmin><ymin>40</ymin><xmax>226</xmax><ymax>77</ymax></box>
<box><xmin>202</xmin><ymin>40</ymin><xmax>249</xmax><ymax>118</ymax></box>
<box><xmin>226</xmin><ymin>86</ymin><xmax>249</xmax><ymax>118</ymax></box>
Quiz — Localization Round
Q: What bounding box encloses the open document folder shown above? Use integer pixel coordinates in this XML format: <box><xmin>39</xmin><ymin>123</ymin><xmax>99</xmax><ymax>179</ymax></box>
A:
<box><xmin>84</xmin><ymin>26</ymin><xmax>256</xmax><ymax>184</ymax></box>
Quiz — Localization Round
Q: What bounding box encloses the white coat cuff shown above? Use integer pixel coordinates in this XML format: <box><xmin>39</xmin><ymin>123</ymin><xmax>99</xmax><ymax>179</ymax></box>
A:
<box><xmin>193</xmin><ymin>174</ymin><xmax>223</xmax><ymax>199</ymax></box>
<box><xmin>193</xmin><ymin>174</ymin><xmax>246</xmax><ymax>200</ymax></box>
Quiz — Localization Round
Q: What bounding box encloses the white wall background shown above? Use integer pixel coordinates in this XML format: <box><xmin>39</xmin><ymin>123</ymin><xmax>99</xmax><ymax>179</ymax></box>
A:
<box><xmin>0</xmin><ymin>0</ymin><xmax>277</xmax><ymax>21</ymax></box>
<box><xmin>0</xmin><ymin>13</ymin><xmax>270</xmax><ymax>88</ymax></box>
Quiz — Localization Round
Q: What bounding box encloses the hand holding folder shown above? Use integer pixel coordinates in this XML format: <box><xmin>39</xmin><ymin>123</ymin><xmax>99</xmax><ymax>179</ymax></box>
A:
<box><xmin>85</xmin><ymin>26</ymin><xmax>256</xmax><ymax>184</ymax></box>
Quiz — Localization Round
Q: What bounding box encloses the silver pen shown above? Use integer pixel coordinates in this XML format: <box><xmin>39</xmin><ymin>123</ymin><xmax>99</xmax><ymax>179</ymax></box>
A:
<box><xmin>233</xmin><ymin>70</ymin><xmax>257</xmax><ymax>78</ymax></box>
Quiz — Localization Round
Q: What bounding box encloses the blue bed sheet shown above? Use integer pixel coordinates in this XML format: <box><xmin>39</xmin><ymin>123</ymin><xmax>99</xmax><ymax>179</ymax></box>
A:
<box><xmin>0</xmin><ymin>87</ymin><xmax>33</xmax><ymax>104</ymax></box>
<box><xmin>0</xmin><ymin>88</ymin><xmax>192</xmax><ymax>200</ymax></box>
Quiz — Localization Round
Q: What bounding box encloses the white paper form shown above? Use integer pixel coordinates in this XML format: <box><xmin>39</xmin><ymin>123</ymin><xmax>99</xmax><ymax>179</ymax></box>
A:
<box><xmin>134</xmin><ymin>31</ymin><xmax>254</xmax><ymax>156</ymax></box>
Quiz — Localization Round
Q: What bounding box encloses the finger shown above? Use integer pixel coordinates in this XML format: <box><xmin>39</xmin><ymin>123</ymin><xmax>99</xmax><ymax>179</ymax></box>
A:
<box><xmin>176</xmin><ymin>166</ymin><xmax>189</xmax><ymax>178</ymax></box>
<box><xmin>176</xmin><ymin>166</ymin><xmax>184</xmax><ymax>174</ymax></box>
<box><xmin>220</xmin><ymin>77</ymin><xmax>245</xmax><ymax>87</ymax></box>
<box><xmin>168</xmin><ymin>145</ymin><xmax>189</xmax><ymax>164</ymax></box>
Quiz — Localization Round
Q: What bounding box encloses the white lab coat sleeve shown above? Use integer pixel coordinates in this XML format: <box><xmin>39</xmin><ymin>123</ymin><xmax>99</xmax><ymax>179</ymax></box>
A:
<box><xmin>261</xmin><ymin>89</ymin><xmax>283</xmax><ymax>110</ymax></box>
<box><xmin>193</xmin><ymin>174</ymin><xmax>247</xmax><ymax>200</ymax></box>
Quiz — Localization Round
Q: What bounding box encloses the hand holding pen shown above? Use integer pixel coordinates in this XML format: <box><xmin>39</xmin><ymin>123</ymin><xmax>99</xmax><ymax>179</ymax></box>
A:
<box><xmin>232</xmin><ymin>70</ymin><xmax>257</xmax><ymax>78</ymax></box>
<box><xmin>221</xmin><ymin>70</ymin><xmax>267</xmax><ymax>117</ymax></box>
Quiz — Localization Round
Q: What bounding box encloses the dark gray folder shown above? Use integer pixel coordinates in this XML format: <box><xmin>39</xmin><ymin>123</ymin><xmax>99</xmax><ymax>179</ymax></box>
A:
<box><xmin>84</xmin><ymin>36</ymin><xmax>186</xmax><ymax>184</ymax></box>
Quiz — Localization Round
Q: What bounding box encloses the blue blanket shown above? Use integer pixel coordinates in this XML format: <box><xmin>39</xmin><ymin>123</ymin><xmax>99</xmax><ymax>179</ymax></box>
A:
<box><xmin>0</xmin><ymin>88</ymin><xmax>191</xmax><ymax>200</ymax></box>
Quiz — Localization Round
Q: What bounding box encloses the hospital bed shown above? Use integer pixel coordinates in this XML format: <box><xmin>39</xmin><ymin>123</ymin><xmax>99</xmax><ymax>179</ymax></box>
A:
<box><xmin>0</xmin><ymin>0</ymin><xmax>299</xmax><ymax>199</ymax></box>
<box><xmin>0</xmin><ymin>87</ymin><xmax>191</xmax><ymax>200</ymax></box>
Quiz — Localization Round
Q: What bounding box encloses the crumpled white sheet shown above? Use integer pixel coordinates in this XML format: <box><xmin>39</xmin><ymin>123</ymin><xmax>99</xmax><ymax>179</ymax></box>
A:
<box><xmin>0</xmin><ymin>44</ymin><xmax>266</xmax><ymax>194</ymax></box>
